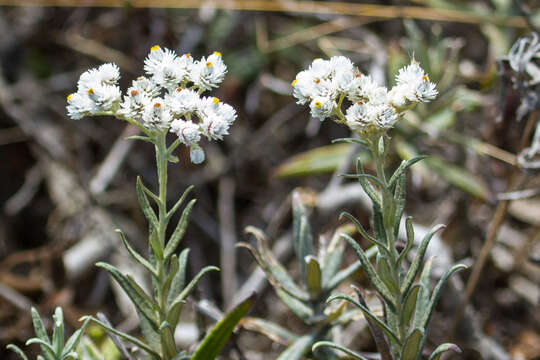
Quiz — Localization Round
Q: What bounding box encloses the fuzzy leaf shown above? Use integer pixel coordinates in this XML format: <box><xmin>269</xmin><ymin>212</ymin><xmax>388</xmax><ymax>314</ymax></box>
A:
<box><xmin>327</xmin><ymin>293</ymin><xmax>400</xmax><ymax>345</ymax></box>
<box><xmin>340</xmin><ymin>212</ymin><xmax>390</xmax><ymax>257</ymax></box>
<box><xmin>401</xmin><ymin>284</ymin><xmax>423</xmax><ymax>331</ymax></box>
<box><xmin>167</xmin><ymin>266</ymin><xmax>219</xmax><ymax>328</ymax></box>
<box><xmin>136</xmin><ymin>176</ymin><xmax>158</xmax><ymax>229</ymax></box>
<box><xmin>163</xmin><ymin>254</ymin><xmax>179</xmax><ymax>298</ymax></box>
<box><xmin>397</xmin><ymin>217</ymin><xmax>415</xmax><ymax>267</ymax></box>
<box><xmin>191</xmin><ymin>295</ymin><xmax>254</xmax><ymax>360</ymax></box>
<box><xmin>25</xmin><ymin>339</ymin><xmax>55</xmax><ymax>355</ymax></box>
<box><xmin>81</xmin><ymin>316</ymin><xmax>159</xmax><ymax>359</ymax></box>
<box><xmin>6</xmin><ymin>345</ymin><xmax>29</xmax><ymax>360</ymax></box>
<box><xmin>276</xmin><ymin>288</ymin><xmax>314</xmax><ymax>322</ymax></box>
<box><xmin>341</xmin><ymin>234</ymin><xmax>396</xmax><ymax>310</ymax></box>
<box><xmin>393</xmin><ymin>172</ymin><xmax>406</xmax><ymax>237</ymax></box>
<box><xmin>428</xmin><ymin>343</ymin><xmax>462</xmax><ymax>360</ymax></box>
<box><xmin>164</xmin><ymin>198</ymin><xmax>196</xmax><ymax>260</ymax></box>
<box><xmin>377</xmin><ymin>255</ymin><xmax>399</xmax><ymax>295</ymax></box>
<box><xmin>116</xmin><ymin>229</ymin><xmax>157</xmax><ymax>277</ymax></box>
<box><xmin>159</xmin><ymin>322</ymin><xmax>177</xmax><ymax>358</ymax></box>
<box><xmin>401</xmin><ymin>328</ymin><xmax>424</xmax><ymax>360</ymax></box>
<box><xmin>62</xmin><ymin>316</ymin><xmax>91</xmax><ymax>357</ymax></box>
<box><xmin>30</xmin><ymin>308</ymin><xmax>55</xmax><ymax>360</ymax></box>
<box><xmin>167</xmin><ymin>185</ymin><xmax>194</xmax><ymax>220</ymax></box>
<box><xmin>96</xmin><ymin>262</ymin><xmax>159</xmax><ymax>330</ymax></box>
<box><xmin>167</xmin><ymin>248</ymin><xmax>190</xmax><ymax>307</ymax></box>
<box><xmin>52</xmin><ymin>307</ymin><xmax>64</xmax><ymax>356</ymax></box>
<box><xmin>413</xmin><ymin>259</ymin><xmax>433</xmax><ymax>330</ymax></box>
<box><xmin>276</xmin><ymin>334</ymin><xmax>315</xmax><ymax>360</ymax></box>
<box><xmin>312</xmin><ymin>341</ymin><xmax>370</xmax><ymax>360</ymax></box>
<box><xmin>401</xmin><ymin>224</ymin><xmax>446</xmax><ymax>296</ymax></box>
<box><xmin>388</xmin><ymin>156</ymin><xmax>427</xmax><ymax>187</ymax></box>
<box><xmin>149</xmin><ymin>228</ymin><xmax>163</xmax><ymax>261</ymax></box>
<box><xmin>292</xmin><ymin>191</ymin><xmax>314</xmax><ymax>280</ymax></box>
<box><xmin>325</xmin><ymin>260</ymin><xmax>361</xmax><ymax>292</ymax></box>
<box><xmin>355</xmin><ymin>158</ymin><xmax>382</xmax><ymax>208</ymax></box>
<box><xmin>305</xmin><ymin>255</ymin><xmax>322</xmax><ymax>298</ymax></box>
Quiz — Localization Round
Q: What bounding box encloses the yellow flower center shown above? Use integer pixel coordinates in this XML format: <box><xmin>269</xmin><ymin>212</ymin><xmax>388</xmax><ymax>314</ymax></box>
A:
<box><xmin>314</xmin><ymin>78</ymin><xmax>320</xmax><ymax>84</ymax></box>
<box><xmin>67</xmin><ymin>94</ymin><xmax>73</xmax><ymax>102</ymax></box>
<box><xmin>213</xmin><ymin>51</ymin><xmax>222</xmax><ymax>57</ymax></box>
<box><xmin>291</xmin><ymin>79</ymin><xmax>298</xmax><ymax>86</ymax></box>
<box><xmin>154</xmin><ymin>102</ymin><xmax>161</xmax><ymax>108</ymax></box>
<box><xmin>422</xmin><ymin>75</ymin><xmax>429</xmax><ymax>82</ymax></box>
<box><xmin>130</xmin><ymin>90</ymin><xmax>139</xmax><ymax>96</ymax></box>
<box><xmin>176</xmin><ymin>87</ymin><xmax>182</xmax><ymax>92</ymax></box>
<box><xmin>150</xmin><ymin>45</ymin><xmax>161</xmax><ymax>52</ymax></box>
<box><xmin>213</xmin><ymin>97</ymin><xmax>220</xmax><ymax>104</ymax></box>
<box><xmin>206</xmin><ymin>61</ymin><xmax>213</xmax><ymax>67</ymax></box>
<box><xmin>87</xmin><ymin>88</ymin><xmax>94</xmax><ymax>95</ymax></box>
<box><xmin>185</xmin><ymin>53</ymin><xmax>191</xmax><ymax>58</ymax></box>
<box><xmin>314</xmin><ymin>101</ymin><xmax>322</xmax><ymax>108</ymax></box>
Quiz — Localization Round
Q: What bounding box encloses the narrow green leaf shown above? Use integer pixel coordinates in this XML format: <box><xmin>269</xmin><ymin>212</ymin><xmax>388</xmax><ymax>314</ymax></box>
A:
<box><xmin>388</xmin><ymin>156</ymin><xmax>427</xmax><ymax>187</ymax></box>
<box><xmin>167</xmin><ymin>185</ymin><xmax>194</xmax><ymax>220</ymax></box>
<box><xmin>243</xmin><ymin>227</ymin><xmax>310</xmax><ymax>301</ymax></box>
<box><xmin>372</xmin><ymin>203</ymin><xmax>387</xmax><ymax>246</ymax></box>
<box><xmin>96</xmin><ymin>262</ymin><xmax>159</xmax><ymax>330</ymax></box>
<box><xmin>327</xmin><ymin>293</ymin><xmax>400</xmax><ymax>345</ymax></box>
<box><xmin>164</xmin><ymin>198</ymin><xmax>196</xmax><ymax>260</ymax></box>
<box><xmin>159</xmin><ymin>322</ymin><xmax>177</xmax><ymax>359</ymax></box>
<box><xmin>341</xmin><ymin>234</ymin><xmax>396</xmax><ymax>310</ymax></box>
<box><xmin>356</xmin><ymin>158</ymin><xmax>382</xmax><ymax>209</ymax></box>
<box><xmin>276</xmin><ymin>334</ymin><xmax>315</xmax><ymax>360</ymax></box>
<box><xmin>124</xmin><ymin>135</ymin><xmax>153</xmax><ymax>143</ymax></box>
<box><xmin>167</xmin><ymin>248</ymin><xmax>190</xmax><ymax>307</ymax></box>
<box><xmin>25</xmin><ymin>339</ymin><xmax>55</xmax><ymax>355</ymax></box>
<box><xmin>401</xmin><ymin>224</ymin><xmax>446</xmax><ymax>296</ymax></box>
<box><xmin>191</xmin><ymin>295</ymin><xmax>254</xmax><ymax>360</ymax></box>
<box><xmin>52</xmin><ymin>307</ymin><xmax>64</xmax><ymax>356</ymax></box>
<box><xmin>397</xmin><ymin>217</ymin><xmax>415</xmax><ymax>267</ymax></box>
<box><xmin>241</xmin><ymin>317</ymin><xmax>299</xmax><ymax>344</ymax></box>
<box><xmin>30</xmin><ymin>307</ymin><xmax>50</xmax><ymax>343</ymax></box>
<box><xmin>401</xmin><ymin>328</ymin><xmax>424</xmax><ymax>360</ymax></box>
<box><xmin>377</xmin><ymin>255</ymin><xmax>399</xmax><ymax>294</ymax></box>
<box><xmin>325</xmin><ymin>260</ymin><xmax>361</xmax><ymax>292</ymax></box>
<box><xmin>136</xmin><ymin>176</ymin><xmax>158</xmax><ymax>229</ymax></box>
<box><xmin>340</xmin><ymin>212</ymin><xmax>391</xmax><ymax>257</ymax></box>
<box><xmin>136</xmin><ymin>307</ymin><xmax>161</xmax><ymax>354</ymax></box>
<box><xmin>6</xmin><ymin>345</ymin><xmax>28</xmax><ymax>360</ymax></box>
<box><xmin>413</xmin><ymin>259</ymin><xmax>433</xmax><ymax>330</ymax></box>
<box><xmin>428</xmin><ymin>343</ymin><xmax>462</xmax><ymax>360</ymax></box>
<box><xmin>312</xmin><ymin>341</ymin><xmax>370</xmax><ymax>360</ymax></box>
<box><xmin>292</xmin><ymin>191</ymin><xmax>313</xmax><ymax>280</ymax></box>
<box><xmin>148</xmin><ymin>228</ymin><xmax>163</xmax><ymax>261</ymax></box>
<box><xmin>332</xmin><ymin>137</ymin><xmax>370</xmax><ymax>147</ymax></box>
<box><xmin>62</xmin><ymin>317</ymin><xmax>91</xmax><ymax>357</ymax></box>
<box><xmin>401</xmin><ymin>284</ymin><xmax>423</xmax><ymax>332</ymax></box>
<box><xmin>163</xmin><ymin>254</ymin><xmax>179</xmax><ymax>298</ymax></box>
<box><xmin>81</xmin><ymin>316</ymin><xmax>160</xmax><ymax>359</ymax></box>
<box><xmin>305</xmin><ymin>255</ymin><xmax>322</xmax><ymax>298</ymax></box>
<box><xmin>116</xmin><ymin>229</ymin><xmax>158</xmax><ymax>277</ymax></box>
<box><xmin>393</xmin><ymin>172</ymin><xmax>406</xmax><ymax>237</ymax></box>
<box><xmin>275</xmin><ymin>288</ymin><xmax>314</xmax><ymax>322</ymax></box>
<box><xmin>167</xmin><ymin>266</ymin><xmax>219</xmax><ymax>327</ymax></box>
<box><xmin>321</xmin><ymin>238</ymin><xmax>344</xmax><ymax>289</ymax></box>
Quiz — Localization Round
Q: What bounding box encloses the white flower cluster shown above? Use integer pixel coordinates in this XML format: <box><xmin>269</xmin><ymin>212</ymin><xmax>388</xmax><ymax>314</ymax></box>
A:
<box><xmin>67</xmin><ymin>45</ymin><xmax>237</xmax><ymax>164</ymax></box>
<box><xmin>291</xmin><ymin>56</ymin><xmax>438</xmax><ymax>135</ymax></box>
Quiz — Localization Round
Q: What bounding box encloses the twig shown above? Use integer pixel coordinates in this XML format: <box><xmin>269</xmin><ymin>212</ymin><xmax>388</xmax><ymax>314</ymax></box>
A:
<box><xmin>4</xmin><ymin>164</ymin><xmax>43</xmax><ymax>216</ymax></box>
<box><xmin>218</xmin><ymin>176</ymin><xmax>237</xmax><ymax>310</ymax></box>
<box><xmin>0</xmin><ymin>0</ymin><xmax>532</xmax><ymax>28</ymax></box>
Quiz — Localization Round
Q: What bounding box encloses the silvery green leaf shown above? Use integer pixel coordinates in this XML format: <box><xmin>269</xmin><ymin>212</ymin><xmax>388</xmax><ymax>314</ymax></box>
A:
<box><xmin>191</xmin><ymin>295</ymin><xmax>254</xmax><ymax>360</ymax></box>
<box><xmin>332</xmin><ymin>137</ymin><xmax>370</xmax><ymax>147</ymax></box>
<box><xmin>276</xmin><ymin>334</ymin><xmax>315</xmax><ymax>360</ymax></box>
<box><xmin>149</xmin><ymin>228</ymin><xmax>164</xmax><ymax>261</ymax></box>
<box><xmin>124</xmin><ymin>135</ymin><xmax>153</xmax><ymax>143</ymax></box>
<box><xmin>96</xmin><ymin>262</ymin><xmax>159</xmax><ymax>330</ymax></box>
<box><xmin>276</xmin><ymin>288</ymin><xmax>314</xmax><ymax>322</ymax></box>
<box><xmin>159</xmin><ymin>321</ymin><xmax>177</xmax><ymax>358</ymax></box>
<box><xmin>401</xmin><ymin>284</ymin><xmax>423</xmax><ymax>332</ymax></box>
<box><xmin>341</xmin><ymin>234</ymin><xmax>396</xmax><ymax>310</ymax></box>
<box><xmin>355</xmin><ymin>158</ymin><xmax>382</xmax><ymax>208</ymax></box>
<box><xmin>372</xmin><ymin>203</ymin><xmax>387</xmax><ymax>246</ymax></box>
<box><xmin>164</xmin><ymin>198</ymin><xmax>196</xmax><ymax>260</ymax></box>
<box><xmin>136</xmin><ymin>176</ymin><xmax>158</xmax><ymax>229</ymax></box>
<box><xmin>81</xmin><ymin>316</ymin><xmax>160</xmax><ymax>359</ymax></box>
<box><xmin>61</xmin><ymin>317</ymin><xmax>90</xmax><ymax>357</ymax></box>
<box><xmin>413</xmin><ymin>259</ymin><xmax>433</xmax><ymax>330</ymax></box>
<box><xmin>305</xmin><ymin>255</ymin><xmax>322</xmax><ymax>298</ymax></box>
<box><xmin>393</xmin><ymin>172</ymin><xmax>406</xmax><ymax>237</ymax></box>
<box><xmin>292</xmin><ymin>191</ymin><xmax>314</xmax><ymax>280</ymax></box>
<box><xmin>397</xmin><ymin>217</ymin><xmax>415</xmax><ymax>267</ymax></box>
<box><xmin>136</xmin><ymin>307</ymin><xmax>160</xmax><ymax>353</ymax></box>
<box><xmin>388</xmin><ymin>156</ymin><xmax>428</xmax><ymax>188</ymax></box>
<box><xmin>352</xmin><ymin>286</ymin><xmax>393</xmax><ymax>360</ymax></box>
<box><xmin>312</xmin><ymin>341</ymin><xmax>370</xmax><ymax>360</ymax></box>
<box><xmin>163</xmin><ymin>254</ymin><xmax>179</xmax><ymax>298</ymax></box>
<box><xmin>377</xmin><ymin>254</ymin><xmax>399</xmax><ymax>295</ymax></box>
<box><xmin>242</xmin><ymin>317</ymin><xmax>299</xmax><ymax>344</ymax></box>
<box><xmin>243</xmin><ymin>227</ymin><xmax>310</xmax><ymax>301</ymax></box>
<box><xmin>116</xmin><ymin>229</ymin><xmax>157</xmax><ymax>277</ymax></box>
<box><xmin>167</xmin><ymin>248</ymin><xmax>190</xmax><ymax>307</ymax></box>
<box><xmin>30</xmin><ymin>308</ymin><xmax>55</xmax><ymax>360</ymax></box>
<box><xmin>6</xmin><ymin>344</ymin><xmax>28</xmax><ymax>360</ymax></box>
<box><xmin>401</xmin><ymin>224</ymin><xmax>446</xmax><ymax>296</ymax></box>
<box><xmin>52</xmin><ymin>307</ymin><xmax>64</xmax><ymax>356</ymax></box>
<box><xmin>167</xmin><ymin>185</ymin><xmax>194</xmax><ymax>220</ymax></box>
<box><xmin>167</xmin><ymin>266</ymin><xmax>220</xmax><ymax>328</ymax></box>
<box><xmin>172</xmin><ymin>351</ymin><xmax>189</xmax><ymax>360</ymax></box>
<box><xmin>96</xmin><ymin>313</ymin><xmax>132</xmax><ymax>359</ymax></box>
<box><xmin>62</xmin><ymin>351</ymin><xmax>78</xmax><ymax>360</ymax></box>
<box><xmin>321</xmin><ymin>238</ymin><xmax>344</xmax><ymax>290</ymax></box>
<box><xmin>339</xmin><ymin>212</ymin><xmax>390</xmax><ymax>257</ymax></box>
<box><xmin>25</xmin><ymin>339</ymin><xmax>56</xmax><ymax>356</ymax></box>
<box><xmin>428</xmin><ymin>343</ymin><xmax>462</xmax><ymax>360</ymax></box>
<box><xmin>327</xmin><ymin>293</ymin><xmax>400</xmax><ymax>345</ymax></box>
<box><xmin>401</xmin><ymin>328</ymin><xmax>424</xmax><ymax>360</ymax></box>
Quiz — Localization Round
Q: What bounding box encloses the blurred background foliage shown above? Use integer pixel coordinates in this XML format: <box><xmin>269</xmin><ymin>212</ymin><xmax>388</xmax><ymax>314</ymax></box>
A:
<box><xmin>0</xmin><ymin>0</ymin><xmax>538</xmax><ymax>359</ymax></box>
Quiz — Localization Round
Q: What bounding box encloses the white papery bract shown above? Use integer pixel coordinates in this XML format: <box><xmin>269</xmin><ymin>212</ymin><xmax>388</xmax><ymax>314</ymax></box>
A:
<box><xmin>67</xmin><ymin>46</ymin><xmax>237</xmax><ymax>164</ymax></box>
<box><xmin>292</xmin><ymin>56</ymin><xmax>438</xmax><ymax>136</ymax></box>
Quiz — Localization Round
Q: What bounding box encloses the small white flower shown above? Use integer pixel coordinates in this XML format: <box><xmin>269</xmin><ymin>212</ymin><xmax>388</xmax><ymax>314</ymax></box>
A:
<box><xmin>142</xmin><ymin>98</ymin><xmax>172</xmax><ymax>130</ymax></box>
<box><xmin>329</xmin><ymin>56</ymin><xmax>354</xmax><ymax>74</ymax></box>
<box><xmin>309</xmin><ymin>58</ymin><xmax>332</xmax><ymax>79</ymax></box>
<box><xmin>144</xmin><ymin>46</ymin><xmax>187</xmax><ymax>91</ymax></box>
<box><xmin>201</xmin><ymin>114</ymin><xmax>229</xmax><ymax>140</ymax></box>
<box><xmin>165</xmin><ymin>88</ymin><xmax>200</xmax><ymax>116</ymax></box>
<box><xmin>394</xmin><ymin>61</ymin><xmax>438</xmax><ymax>103</ymax></box>
<box><xmin>190</xmin><ymin>51</ymin><xmax>227</xmax><ymax>91</ymax></box>
<box><xmin>292</xmin><ymin>70</ymin><xmax>317</xmax><ymax>104</ymax></box>
<box><xmin>131</xmin><ymin>76</ymin><xmax>160</xmax><ymax>97</ymax></box>
<box><xmin>97</xmin><ymin>63</ymin><xmax>120</xmax><ymax>85</ymax></box>
<box><xmin>66</xmin><ymin>92</ymin><xmax>99</xmax><ymax>120</ymax></box>
<box><xmin>190</xmin><ymin>144</ymin><xmax>205</xmax><ymax>164</ymax></box>
<box><xmin>345</xmin><ymin>102</ymin><xmax>398</xmax><ymax>134</ymax></box>
<box><xmin>216</xmin><ymin>101</ymin><xmax>237</xmax><ymax>124</ymax></box>
<box><xmin>170</xmin><ymin>119</ymin><xmax>201</xmax><ymax>145</ymax></box>
<box><xmin>309</xmin><ymin>97</ymin><xmax>335</xmax><ymax>121</ymax></box>
<box><xmin>118</xmin><ymin>87</ymin><xmax>151</xmax><ymax>119</ymax></box>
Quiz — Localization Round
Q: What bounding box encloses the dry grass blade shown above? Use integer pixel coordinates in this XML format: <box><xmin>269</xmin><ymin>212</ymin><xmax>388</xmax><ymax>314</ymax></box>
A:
<box><xmin>0</xmin><ymin>0</ymin><xmax>531</xmax><ymax>28</ymax></box>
